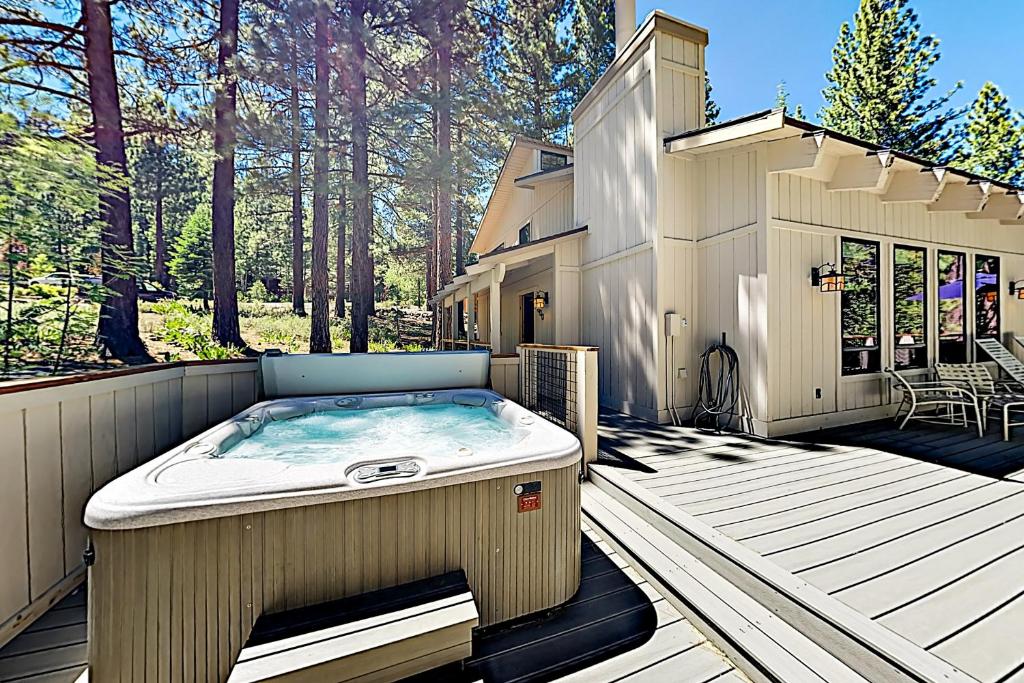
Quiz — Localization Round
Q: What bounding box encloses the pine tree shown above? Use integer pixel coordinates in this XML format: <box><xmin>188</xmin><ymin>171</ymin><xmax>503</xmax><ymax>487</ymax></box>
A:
<box><xmin>775</xmin><ymin>81</ymin><xmax>805</xmax><ymax>120</ymax></box>
<box><xmin>953</xmin><ymin>82</ymin><xmax>1024</xmax><ymax>185</ymax></box>
<box><xmin>169</xmin><ymin>208</ymin><xmax>214</xmax><ymax>309</ymax></box>
<box><xmin>211</xmin><ymin>0</ymin><xmax>245</xmax><ymax>347</ymax></box>
<box><xmin>704</xmin><ymin>75</ymin><xmax>720</xmax><ymax>126</ymax></box>
<box><xmin>497</xmin><ymin>0</ymin><xmax>572</xmax><ymax>142</ymax></box>
<box><xmin>566</xmin><ymin>0</ymin><xmax>615</xmax><ymax>108</ymax></box>
<box><xmin>820</xmin><ymin>0</ymin><xmax>962</xmax><ymax>160</ymax></box>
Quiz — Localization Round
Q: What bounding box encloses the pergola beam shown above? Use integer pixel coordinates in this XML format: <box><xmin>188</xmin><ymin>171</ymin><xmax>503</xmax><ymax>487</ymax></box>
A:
<box><xmin>826</xmin><ymin>150</ymin><xmax>895</xmax><ymax>192</ymax></box>
<box><xmin>967</xmin><ymin>191</ymin><xmax>1024</xmax><ymax>221</ymax></box>
<box><xmin>880</xmin><ymin>168</ymin><xmax>946</xmax><ymax>203</ymax></box>
<box><xmin>927</xmin><ymin>180</ymin><xmax>990</xmax><ymax>213</ymax></box>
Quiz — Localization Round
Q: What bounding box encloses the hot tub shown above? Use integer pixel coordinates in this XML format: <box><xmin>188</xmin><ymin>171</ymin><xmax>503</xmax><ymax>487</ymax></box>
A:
<box><xmin>84</xmin><ymin>354</ymin><xmax>582</xmax><ymax>681</ymax></box>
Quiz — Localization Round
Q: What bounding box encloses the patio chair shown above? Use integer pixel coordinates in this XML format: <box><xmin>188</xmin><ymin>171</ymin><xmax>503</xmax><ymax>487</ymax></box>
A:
<box><xmin>935</xmin><ymin>363</ymin><xmax>1024</xmax><ymax>432</ymax></box>
<box><xmin>974</xmin><ymin>338</ymin><xmax>1024</xmax><ymax>389</ymax></box>
<box><xmin>886</xmin><ymin>368</ymin><xmax>983</xmax><ymax>437</ymax></box>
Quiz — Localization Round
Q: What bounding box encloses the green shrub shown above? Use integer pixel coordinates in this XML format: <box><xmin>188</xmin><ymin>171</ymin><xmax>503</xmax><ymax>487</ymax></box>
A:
<box><xmin>152</xmin><ymin>300</ymin><xmax>242</xmax><ymax>360</ymax></box>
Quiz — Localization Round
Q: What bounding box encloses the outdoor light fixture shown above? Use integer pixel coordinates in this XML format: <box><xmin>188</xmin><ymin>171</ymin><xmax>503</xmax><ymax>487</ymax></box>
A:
<box><xmin>534</xmin><ymin>291</ymin><xmax>549</xmax><ymax>319</ymax></box>
<box><xmin>811</xmin><ymin>263</ymin><xmax>845</xmax><ymax>292</ymax></box>
<box><xmin>1010</xmin><ymin>281</ymin><xmax>1024</xmax><ymax>300</ymax></box>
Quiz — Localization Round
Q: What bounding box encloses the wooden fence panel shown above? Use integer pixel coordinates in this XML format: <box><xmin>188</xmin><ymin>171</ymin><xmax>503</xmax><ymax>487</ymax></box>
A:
<box><xmin>0</xmin><ymin>360</ymin><xmax>259</xmax><ymax>648</ymax></box>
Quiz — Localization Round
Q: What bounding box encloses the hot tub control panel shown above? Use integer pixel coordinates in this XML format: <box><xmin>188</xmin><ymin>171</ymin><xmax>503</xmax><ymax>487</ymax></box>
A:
<box><xmin>351</xmin><ymin>460</ymin><xmax>421</xmax><ymax>483</ymax></box>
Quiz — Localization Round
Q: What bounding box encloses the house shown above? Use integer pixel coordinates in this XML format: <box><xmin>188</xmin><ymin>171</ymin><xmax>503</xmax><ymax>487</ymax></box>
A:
<box><xmin>436</xmin><ymin>3</ymin><xmax>1024</xmax><ymax>438</ymax></box>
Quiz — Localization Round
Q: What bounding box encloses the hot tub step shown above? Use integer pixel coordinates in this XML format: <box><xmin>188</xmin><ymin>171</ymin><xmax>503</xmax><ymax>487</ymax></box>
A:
<box><xmin>228</xmin><ymin>571</ymin><xmax>478</xmax><ymax>683</ymax></box>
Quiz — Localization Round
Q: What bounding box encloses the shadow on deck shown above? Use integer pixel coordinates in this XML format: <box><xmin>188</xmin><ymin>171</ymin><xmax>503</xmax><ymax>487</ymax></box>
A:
<box><xmin>789</xmin><ymin>418</ymin><xmax>1024</xmax><ymax>481</ymax></box>
<box><xmin>407</xmin><ymin>534</ymin><xmax>659</xmax><ymax>682</ymax></box>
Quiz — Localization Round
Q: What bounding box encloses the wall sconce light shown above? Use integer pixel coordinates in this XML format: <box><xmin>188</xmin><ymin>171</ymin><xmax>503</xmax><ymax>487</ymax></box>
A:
<box><xmin>811</xmin><ymin>263</ymin><xmax>845</xmax><ymax>292</ymax></box>
<box><xmin>1010</xmin><ymin>281</ymin><xmax>1024</xmax><ymax>300</ymax></box>
<box><xmin>534</xmin><ymin>291</ymin><xmax>549</xmax><ymax>319</ymax></box>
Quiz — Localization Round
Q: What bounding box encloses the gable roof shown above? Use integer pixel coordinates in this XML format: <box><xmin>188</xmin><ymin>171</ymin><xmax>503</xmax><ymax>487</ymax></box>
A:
<box><xmin>469</xmin><ymin>136</ymin><xmax>574</xmax><ymax>254</ymax></box>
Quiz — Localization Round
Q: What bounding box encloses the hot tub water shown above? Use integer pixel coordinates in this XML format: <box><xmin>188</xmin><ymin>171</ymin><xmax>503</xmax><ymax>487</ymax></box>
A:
<box><xmin>222</xmin><ymin>403</ymin><xmax>527</xmax><ymax>465</ymax></box>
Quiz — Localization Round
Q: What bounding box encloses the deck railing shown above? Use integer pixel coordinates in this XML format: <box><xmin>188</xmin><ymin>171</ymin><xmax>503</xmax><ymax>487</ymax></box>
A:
<box><xmin>517</xmin><ymin>344</ymin><xmax>598</xmax><ymax>467</ymax></box>
<box><xmin>0</xmin><ymin>359</ymin><xmax>259</xmax><ymax>648</ymax></box>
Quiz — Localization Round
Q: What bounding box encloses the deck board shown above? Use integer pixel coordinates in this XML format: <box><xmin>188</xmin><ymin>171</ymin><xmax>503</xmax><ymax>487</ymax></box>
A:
<box><xmin>599</xmin><ymin>411</ymin><xmax>1024</xmax><ymax>683</ymax></box>
<box><xmin>0</xmin><ymin>588</ymin><xmax>87</xmax><ymax>683</ymax></box>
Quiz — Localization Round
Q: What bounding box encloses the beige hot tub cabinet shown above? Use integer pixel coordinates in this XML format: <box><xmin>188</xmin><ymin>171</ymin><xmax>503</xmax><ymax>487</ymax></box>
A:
<box><xmin>87</xmin><ymin>461</ymin><xmax>580</xmax><ymax>680</ymax></box>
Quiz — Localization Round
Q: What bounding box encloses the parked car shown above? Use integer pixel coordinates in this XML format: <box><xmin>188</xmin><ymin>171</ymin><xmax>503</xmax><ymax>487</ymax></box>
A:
<box><xmin>138</xmin><ymin>282</ymin><xmax>174</xmax><ymax>301</ymax></box>
<box><xmin>28</xmin><ymin>272</ymin><xmax>102</xmax><ymax>288</ymax></box>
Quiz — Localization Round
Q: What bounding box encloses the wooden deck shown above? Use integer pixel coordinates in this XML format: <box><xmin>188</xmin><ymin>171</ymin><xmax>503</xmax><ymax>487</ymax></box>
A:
<box><xmin>596</xmin><ymin>410</ymin><xmax>1024</xmax><ymax>683</ymax></box>
<box><xmin>0</xmin><ymin>526</ymin><xmax>744</xmax><ymax>683</ymax></box>
<box><xmin>0</xmin><ymin>587</ymin><xmax>86</xmax><ymax>682</ymax></box>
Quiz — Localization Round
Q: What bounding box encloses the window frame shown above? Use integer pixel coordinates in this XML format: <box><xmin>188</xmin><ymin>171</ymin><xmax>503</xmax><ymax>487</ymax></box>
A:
<box><xmin>539</xmin><ymin>151</ymin><xmax>568</xmax><ymax>172</ymax></box>
<box><xmin>937</xmin><ymin>249</ymin><xmax>968</xmax><ymax>364</ymax></box>
<box><xmin>892</xmin><ymin>244</ymin><xmax>928</xmax><ymax>371</ymax></box>
<box><xmin>840</xmin><ymin>237</ymin><xmax>882</xmax><ymax>376</ymax></box>
<box><xmin>974</xmin><ymin>253</ymin><xmax>1000</xmax><ymax>343</ymax></box>
<box><xmin>518</xmin><ymin>223</ymin><xmax>531</xmax><ymax>245</ymax></box>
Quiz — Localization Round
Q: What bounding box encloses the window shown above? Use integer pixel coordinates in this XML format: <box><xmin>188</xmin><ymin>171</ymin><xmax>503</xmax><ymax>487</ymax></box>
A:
<box><xmin>975</xmin><ymin>254</ymin><xmax>1000</xmax><ymax>341</ymax></box>
<box><xmin>938</xmin><ymin>251</ymin><xmax>967</xmax><ymax>363</ymax></box>
<box><xmin>893</xmin><ymin>246</ymin><xmax>927</xmax><ymax>370</ymax></box>
<box><xmin>540</xmin><ymin>151</ymin><xmax>567</xmax><ymax>172</ymax></box>
<box><xmin>841</xmin><ymin>238</ymin><xmax>881</xmax><ymax>375</ymax></box>
<box><xmin>518</xmin><ymin>223</ymin><xmax>531</xmax><ymax>245</ymax></box>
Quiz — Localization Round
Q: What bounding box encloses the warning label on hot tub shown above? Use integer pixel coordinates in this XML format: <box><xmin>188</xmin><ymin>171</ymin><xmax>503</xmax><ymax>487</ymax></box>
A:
<box><xmin>517</xmin><ymin>493</ymin><xmax>542</xmax><ymax>513</ymax></box>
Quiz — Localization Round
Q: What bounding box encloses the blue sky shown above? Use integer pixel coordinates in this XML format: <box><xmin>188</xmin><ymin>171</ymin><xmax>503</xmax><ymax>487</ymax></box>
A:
<box><xmin>638</xmin><ymin>1</ymin><xmax>1024</xmax><ymax>123</ymax></box>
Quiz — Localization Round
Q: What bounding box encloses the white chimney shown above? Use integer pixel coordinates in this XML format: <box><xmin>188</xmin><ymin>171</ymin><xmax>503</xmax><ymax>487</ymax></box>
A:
<box><xmin>615</xmin><ymin>0</ymin><xmax>637</xmax><ymax>55</ymax></box>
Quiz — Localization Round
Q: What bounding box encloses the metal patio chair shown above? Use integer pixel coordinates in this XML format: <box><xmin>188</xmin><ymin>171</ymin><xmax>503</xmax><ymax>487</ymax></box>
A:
<box><xmin>975</xmin><ymin>338</ymin><xmax>1024</xmax><ymax>389</ymax></box>
<box><xmin>935</xmin><ymin>363</ymin><xmax>1024</xmax><ymax>433</ymax></box>
<box><xmin>886</xmin><ymin>368</ymin><xmax>983</xmax><ymax>438</ymax></box>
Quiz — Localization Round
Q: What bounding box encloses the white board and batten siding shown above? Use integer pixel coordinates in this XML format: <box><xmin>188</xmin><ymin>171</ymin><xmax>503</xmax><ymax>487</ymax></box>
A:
<box><xmin>496</xmin><ymin>178</ymin><xmax>574</xmax><ymax>249</ymax></box>
<box><xmin>659</xmin><ymin>140</ymin><xmax>769</xmax><ymax>428</ymax></box>
<box><xmin>767</xmin><ymin>172</ymin><xmax>1024</xmax><ymax>433</ymax></box>
<box><xmin>0</xmin><ymin>360</ymin><xmax>258</xmax><ymax>648</ymax></box>
<box><xmin>575</xmin><ymin>34</ymin><xmax>660</xmax><ymax>421</ymax></box>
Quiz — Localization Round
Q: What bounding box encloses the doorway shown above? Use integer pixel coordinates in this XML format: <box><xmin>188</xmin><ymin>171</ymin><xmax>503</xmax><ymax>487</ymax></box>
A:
<box><xmin>520</xmin><ymin>293</ymin><xmax>535</xmax><ymax>344</ymax></box>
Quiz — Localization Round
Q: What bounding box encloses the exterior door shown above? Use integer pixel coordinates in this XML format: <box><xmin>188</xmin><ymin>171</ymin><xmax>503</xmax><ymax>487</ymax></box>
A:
<box><xmin>521</xmin><ymin>293</ymin><xmax>535</xmax><ymax>344</ymax></box>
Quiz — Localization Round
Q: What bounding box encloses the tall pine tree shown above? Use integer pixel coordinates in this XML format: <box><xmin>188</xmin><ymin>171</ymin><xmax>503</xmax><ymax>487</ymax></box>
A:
<box><xmin>820</xmin><ymin>0</ymin><xmax>962</xmax><ymax>160</ymax></box>
<box><xmin>566</xmin><ymin>0</ymin><xmax>615</xmax><ymax>109</ymax></box>
<box><xmin>704</xmin><ymin>75</ymin><xmax>720</xmax><ymax>126</ymax></box>
<box><xmin>953</xmin><ymin>82</ymin><xmax>1024</xmax><ymax>185</ymax></box>
<box><xmin>497</xmin><ymin>0</ymin><xmax>571</xmax><ymax>142</ymax></box>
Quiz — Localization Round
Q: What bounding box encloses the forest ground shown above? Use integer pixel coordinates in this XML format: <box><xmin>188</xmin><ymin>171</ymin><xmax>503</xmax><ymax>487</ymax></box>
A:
<box><xmin>2</xmin><ymin>299</ymin><xmax>436</xmax><ymax>379</ymax></box>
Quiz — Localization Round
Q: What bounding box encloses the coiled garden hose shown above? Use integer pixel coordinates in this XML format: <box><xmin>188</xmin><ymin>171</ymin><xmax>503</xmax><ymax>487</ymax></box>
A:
<box><xmin>690</xmin><ymin>341</ymin><xmax>741</xmax><ymax>433</ymax></box>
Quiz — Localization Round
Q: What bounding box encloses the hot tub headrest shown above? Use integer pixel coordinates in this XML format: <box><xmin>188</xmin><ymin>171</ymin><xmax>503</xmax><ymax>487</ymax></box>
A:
<box><xmin>258</xmin><ymin>350</ymin><xmax>491</xmax><ymax>398</ymax></box>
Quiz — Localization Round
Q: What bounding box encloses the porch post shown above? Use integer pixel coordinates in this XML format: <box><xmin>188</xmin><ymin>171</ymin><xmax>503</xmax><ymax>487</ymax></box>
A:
<box><xmin>466</xmin><ymin>283</ymin><xmax>476</xmax><ymax>347</ymax></box>
<box><xmin>552</xmin><ymin>240</ymin><xmax>582</xmax><ymax>344</ymax></box>
<box><xmin>489</xmin><ymin>264</ymin><xmax>505</xmax><ymax>353</ymax></box>
<box><xmin>450</xmin><ymin>293</ymin><xmax>458</xmax><ymax>348</ymax></box>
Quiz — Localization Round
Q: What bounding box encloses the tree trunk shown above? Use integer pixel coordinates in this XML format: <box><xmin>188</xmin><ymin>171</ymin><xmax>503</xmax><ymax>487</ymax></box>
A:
<box><xmin>211</xmin><ymin>0</ymin><xmax>244</xmax><ymax>347</ymax></box>
<box><xmin>289</xmin><ymin>16</ymin><xmax>305</xmax><ymax>317</ymax></box>
<box><xmin>335</xmin><ymin>174</ymin><xmax>346</xmax><ymax>318</ymax></box>
<box><xmin>436</xmin><ymin>0</ymin><xmax>453</xmax><ymax>290</ymax></box>
<box><xmin>84</xmin><ymin>0</ymin><xmax>148</xmax><ymax>359</ymax></box>
<box><xmin>153</xmin><ymin>191</ymin><xmax>168</xmax><ymax>287</ymax></box>
<box><xmin>309</xmin><ymin>1</ymin><xmax>331</xmax><ymax>353</ymax></box>
<box><xmin>455</xmin><ymin>125</ymin><xmax>465</xmax><ymax>277</ymax></box>
<box><xmin>347</xmin><ymin>0</ymin><xmax>371</xmax><ymax>353</ymax></box>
